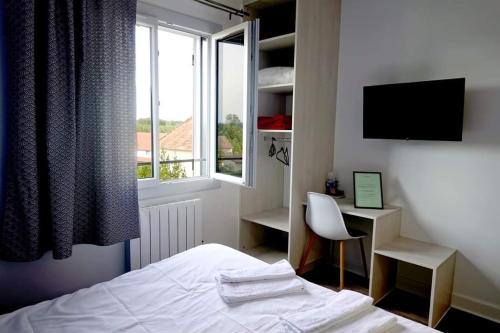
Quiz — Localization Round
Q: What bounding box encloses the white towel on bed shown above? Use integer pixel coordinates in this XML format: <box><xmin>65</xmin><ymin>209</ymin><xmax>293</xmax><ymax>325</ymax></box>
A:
<box><xmin>218</xmin><ymin>259</ymin><xmax>296</xmax><ymax>283</ymax></box>
<box><xmin>215</xmin><ymin>276</ymin><xmax>305</xmax><ymax>304</ymax></box>
<box><xmin>356</xmin><ymin>312</ymin><xmax>398</xmax><ymax>333</ymax></box>
<box><xmin>281</xmin><ymin>290</ymin><xmax>374</xmax><ymax>333</ymax></box>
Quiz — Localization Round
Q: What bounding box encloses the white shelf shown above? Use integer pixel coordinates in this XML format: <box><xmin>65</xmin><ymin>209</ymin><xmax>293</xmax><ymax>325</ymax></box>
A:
<box><xmin>243</xmin><ymin>0</ymin><xmax>290</xmax><ymax>10</ymax></box>
<box><xmin>260</xmin><ymin>33</ymin><xmax>295</xmax><ymax>51</ymax></box>
<box><xmin>258</xmin><ymin>83</ymin><xmax>294</xmax><ymax>94</ymax></box>
<box><xmin>241</xmin><ymin>207</ymin><xmax>289</xmax><ymax>232</ymax></box>
<box><xmin>374</xmin><ymin>237</ymin><xmax>456</xmax><ymax>270</ymax></box>
<box><xmin>258</xmin><ymin>129</ymin><xmax>292</xmax><ymax>134</ymax></box>
<box><xmin>244</xmin><ymin>245</ymin><xmax>288</xmax><ymax>264</ymax></box>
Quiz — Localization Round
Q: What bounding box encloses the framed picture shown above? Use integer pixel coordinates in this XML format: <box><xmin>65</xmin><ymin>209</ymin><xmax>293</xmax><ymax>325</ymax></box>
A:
<box><xmin>353</xmin><ymin>171</ymin><xmax>384</xmax><ymax>209</ymax></box>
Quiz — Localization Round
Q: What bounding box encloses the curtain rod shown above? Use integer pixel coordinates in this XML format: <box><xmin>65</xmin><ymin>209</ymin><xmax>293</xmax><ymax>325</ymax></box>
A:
<box><xmin>193</xmin><ymin>0</ymin><xmax>250</xmax><ymax>18</ymax></box>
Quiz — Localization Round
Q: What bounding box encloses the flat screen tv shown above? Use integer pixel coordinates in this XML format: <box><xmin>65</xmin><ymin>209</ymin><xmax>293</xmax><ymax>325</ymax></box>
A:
<box><xmin>363</xmin><ymin>78</ymin><xmax>465</xmax><ymax>141</ymax></box>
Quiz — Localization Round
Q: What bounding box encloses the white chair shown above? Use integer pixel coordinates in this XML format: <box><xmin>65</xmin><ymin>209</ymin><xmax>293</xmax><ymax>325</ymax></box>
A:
<box><xmin>298</xmin><ymin>192</ymin><xmax>368</xmax><ymax>289</ymax></box>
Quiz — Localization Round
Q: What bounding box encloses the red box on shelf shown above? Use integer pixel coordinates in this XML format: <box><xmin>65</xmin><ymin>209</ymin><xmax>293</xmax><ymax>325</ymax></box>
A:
<box><xmin>257</xmin><ymin>115</ymin><xmax>292</xmax><ymax>130</ymax></box>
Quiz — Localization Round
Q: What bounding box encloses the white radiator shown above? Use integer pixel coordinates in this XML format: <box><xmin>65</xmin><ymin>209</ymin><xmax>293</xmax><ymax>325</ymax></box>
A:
<box><xmin>128</xmin><ymin>199</ymin><xmax>202</xmax><ymax>270</ymax></box>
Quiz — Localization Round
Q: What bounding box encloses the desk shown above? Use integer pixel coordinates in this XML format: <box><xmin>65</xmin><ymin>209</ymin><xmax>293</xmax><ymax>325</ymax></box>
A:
<box><xmin>302</xmin><ymin>198</ymin><xmax>402</xmax><ymax>296</ymax></box>
<box><xmin>302</xmin><ymin>198</ymin><xmax>455</xmax><ymax>328</ymax></box>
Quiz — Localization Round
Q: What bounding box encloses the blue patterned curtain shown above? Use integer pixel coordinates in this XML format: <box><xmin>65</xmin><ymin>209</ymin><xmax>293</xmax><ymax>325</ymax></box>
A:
<box><xmin>0</xmin><ymin>0</ymin><xmax>139</xmax><ymax>261</ymax></box>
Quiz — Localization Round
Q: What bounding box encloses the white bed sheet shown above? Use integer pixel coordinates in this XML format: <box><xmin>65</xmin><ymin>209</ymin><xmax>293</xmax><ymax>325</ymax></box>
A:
<box><xmin>0</xmin><ymin>244</ymin><xmax>438</xmax><ymax>333</ymax></box>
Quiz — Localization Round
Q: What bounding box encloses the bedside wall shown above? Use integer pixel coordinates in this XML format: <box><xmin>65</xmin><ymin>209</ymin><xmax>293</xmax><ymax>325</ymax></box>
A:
<box><xmin>334</xmin><ymin>0</ymin><xmax>500</xmax><ymax>321</ymax></box>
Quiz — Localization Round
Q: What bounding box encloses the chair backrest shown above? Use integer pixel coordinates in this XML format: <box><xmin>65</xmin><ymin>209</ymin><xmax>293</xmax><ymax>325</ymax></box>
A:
<box><xmin>306</xmin><ymin>192</ymin><xmax>351</xmax><ymax>240</ymax></box>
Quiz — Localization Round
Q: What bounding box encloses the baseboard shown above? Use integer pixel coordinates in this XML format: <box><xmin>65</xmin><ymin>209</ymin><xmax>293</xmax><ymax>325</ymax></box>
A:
<box><xmin>452</xmin><ymin>292</ymin><xmax>500</xmax><ymax>324</ymax></box>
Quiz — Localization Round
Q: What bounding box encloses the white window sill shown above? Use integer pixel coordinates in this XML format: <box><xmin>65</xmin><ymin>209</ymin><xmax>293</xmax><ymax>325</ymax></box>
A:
<box><xmin>138</xmin><ymin>177</ymin><xmax>221</xmax><ymax>201</ymax></box>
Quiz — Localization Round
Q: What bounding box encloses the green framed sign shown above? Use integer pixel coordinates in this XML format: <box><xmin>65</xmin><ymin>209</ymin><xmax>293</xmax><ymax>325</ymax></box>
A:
<box><xmin>353</xmin><ymin>171</ymin><xmax>384</xmax><ymax>209</ymax></box>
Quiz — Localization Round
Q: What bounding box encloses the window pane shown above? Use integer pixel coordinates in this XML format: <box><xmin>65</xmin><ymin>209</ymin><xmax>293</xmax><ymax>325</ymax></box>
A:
<box><xmin>136</xmin><ymin>25</ymin><xmax>153</xmax><ymax>179</ymax></box>
<box><xmin>158</xmin><ymin>28</ymin><xmax>203</xmax><ymax>181</ymax></box>
<box><xmin>216</xmin><ymin>33</ymin><xmax>245</xmax><ymax>178</ymax></box>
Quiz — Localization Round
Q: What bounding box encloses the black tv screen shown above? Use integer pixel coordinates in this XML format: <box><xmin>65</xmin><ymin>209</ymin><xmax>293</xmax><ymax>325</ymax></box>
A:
<box><xmin>363</xmin><ymin>78</ymin><xmax>465</xmax><ymax>141</ymax></box>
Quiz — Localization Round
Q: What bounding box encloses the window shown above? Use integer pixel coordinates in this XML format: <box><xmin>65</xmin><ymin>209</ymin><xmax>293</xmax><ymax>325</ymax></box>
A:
<box><xmin>136</xmin><ymin>24</ymin><xmax>153</xmax><ymax>179</ymax></box>
<box><xmin>136</xmin><ymin>21</ymin><xmax>208</xmax><ymax>184</ymax></box>
<box><xmin>136</xmin><ymin>17</ymin><xmax>257</xmax><ymax>189</ymax></box>
<box><xmin>215</xmin><ymin>32</ymin><xmax>245</xmax><ymax>178</ymax></box>
<box><xmin>211</xmin><ymin>21</ymin><xmax>258</xmax><ymax>187</ymax></box>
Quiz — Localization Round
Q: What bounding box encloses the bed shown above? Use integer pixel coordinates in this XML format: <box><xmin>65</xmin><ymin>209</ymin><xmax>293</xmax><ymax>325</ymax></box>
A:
<box><xmin>0</xmin><ymin>244</ymin><xmax>438</xmax><ymax>332</ymax></box>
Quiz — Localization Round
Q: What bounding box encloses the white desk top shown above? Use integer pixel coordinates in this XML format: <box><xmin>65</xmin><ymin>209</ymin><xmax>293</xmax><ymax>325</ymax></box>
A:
<box><xmin>302</xmin><ymin>198</ymin><xmax>400</xmax><ymax>220</ymax></box>
<box><xmin>336</xmin><ymin>198</ymin><xmax>401</xmax><ymax>220</ymax></box>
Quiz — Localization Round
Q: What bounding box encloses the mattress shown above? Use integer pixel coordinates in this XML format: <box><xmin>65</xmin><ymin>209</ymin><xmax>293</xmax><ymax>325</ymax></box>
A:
<box><xmin>0</xmin><ymin>244</ymin><xmax>437</xmax><ymax>333</ymax></box>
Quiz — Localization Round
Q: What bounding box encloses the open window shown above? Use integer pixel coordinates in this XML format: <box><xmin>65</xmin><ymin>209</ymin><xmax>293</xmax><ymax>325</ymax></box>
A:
<box><xmin>210</xmin><ymin>21</ymin><xmax>259</xmax><ymax>188</ymax></box>
<box><xmin>135</xmin><ymin>17</ymin><xmax>258</xmax><ymax>192</ymax></box>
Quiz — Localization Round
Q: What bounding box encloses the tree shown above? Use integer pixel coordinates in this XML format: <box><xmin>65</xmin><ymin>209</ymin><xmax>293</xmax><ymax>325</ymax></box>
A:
<box><xmin>136</xmin><ymin>118</ymin><xmax>183</xmax><ymax>134</ymax></box>
<box><xmin>219</xmin><ymin>114</ymin><xmax>243</xmax><ymax>155</ymax></box>
<box><xmin>136</xmin><ymin>151</ymin><xmax>187</xmax><ymax>181</ymax></box>
<box><xmin>159</xmin><ymin>152</ymin><xmax>187</xmax><ymax>181</ymax></box>
<box><xmin>137</xmin><ymin>164</ymin><xmax>152</xmax><ymax>179</ymax></box>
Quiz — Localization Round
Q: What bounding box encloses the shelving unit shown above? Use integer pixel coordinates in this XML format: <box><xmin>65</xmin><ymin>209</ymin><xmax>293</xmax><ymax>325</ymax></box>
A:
<box><xmin>239</xmin><ymin>0</ymin><xmax>296</xmax><ymax>262</ymax></box>
<box><xmin>258</xmin><ymin>83</ymin><xmax>294</xmax><ymax>94</ymax></box>
<box><xmin>239</xmin><ymin>0</ymin><xmax>341</xmax><ymax>270</ymax></box>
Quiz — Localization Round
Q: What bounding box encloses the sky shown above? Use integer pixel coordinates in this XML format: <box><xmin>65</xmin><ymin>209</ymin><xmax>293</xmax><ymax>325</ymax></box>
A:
<box><xmin>135</xmin><ymin>26</ymin><xmax>195</xmax><ymax>122</ymax></box>
<box><xmin>135</xmin><ymin>25</ymin><xmax>245</xmax><ymax>124</ymax></box>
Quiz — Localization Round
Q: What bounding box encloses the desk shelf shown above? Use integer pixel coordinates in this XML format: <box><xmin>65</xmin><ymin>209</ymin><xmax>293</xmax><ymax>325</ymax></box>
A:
<box><xmin>243</xmin><ymin>245</ymin><xmax>288</xmax><ymax>264</ymax></box>
<box><xmin>241</xmin><ymin>207</ymin><xmax>290</xmax><ymax>232</ymax></box>
<box><xmin>372</xmin><ymin>237</ymin><xmax>456</xmax><ymax>328</ymax></box>
<box><xmin>374</xmin><ymin>237</ymin><xmax>456</xmax><ymax>270</ymax></box>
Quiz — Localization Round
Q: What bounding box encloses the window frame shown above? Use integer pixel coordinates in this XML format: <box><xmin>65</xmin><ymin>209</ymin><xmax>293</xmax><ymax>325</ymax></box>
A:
<box><xmin>136</xmin><ymin>16</ymin><xmax>212</xmax><ymax>191</ymax></box>
<box><xmin>209</xmin><ymin>20</ymin><xmax>258</xmax><ymax>188</ymax></box>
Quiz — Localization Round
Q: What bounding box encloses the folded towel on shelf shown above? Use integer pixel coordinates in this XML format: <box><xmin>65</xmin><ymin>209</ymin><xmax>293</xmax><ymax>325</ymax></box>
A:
<box><xmin>258</xmin><ymin>67</ymin><xmax>294</xmax><ymax>86</ymax></box>
<box><xmin>218</xmin><ymin>259</ymin><xmax>296</xmax><ymax>283</ymax></box>
<box><xmin>281</xmin><ymin>289</ymin><xmax>374</xmax><ymax>333</ymax></box>
<box><xmin>215</xmin><ymin>276</ymin><xmax>305</xmax><ymax>304</ymax></box>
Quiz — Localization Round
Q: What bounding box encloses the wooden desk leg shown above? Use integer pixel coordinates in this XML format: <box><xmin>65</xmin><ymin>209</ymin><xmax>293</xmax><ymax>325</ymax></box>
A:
<box><xmin>429</xmin><ymin>253</ymin><xmax>456</xmax><ymax>327</ymax></box>
<box><xmin>339</xmin><ymin>240</ymin><xmax>345</xmax><ymax>290</ymax></box>
<box><xmin>370</xmin><ymin>253</ymin><xmax>397</xmax><ymax>303</ymax></box>
<box><xmin>359</xmin><ymin>238</ymin><xmax>368</xmax><ymax>279</ymax></box>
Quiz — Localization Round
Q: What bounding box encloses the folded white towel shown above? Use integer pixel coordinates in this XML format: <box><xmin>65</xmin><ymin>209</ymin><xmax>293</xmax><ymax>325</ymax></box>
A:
<box><xmin>218</xmin><ymin>259</ymin><xmax>296</xmax><ymax>283</ymax></box>
<box><xmin>358</xmin><ymin>313</ymin><xmax>397</xmax><ymax>333</ymax></box>
<box><xmin>215</xmin><ymin>276</ymin><xmax>305</xmax><ymax>304</ymax></box>
<box><xmin>281</xmin><ymin>290</ymin><xmax>374</xmax><ymax>333</ymax></box>
<box><xmin>258</xmin><ymin>67</ymin><xmax>294</xmax><ymax>86</ymax></box>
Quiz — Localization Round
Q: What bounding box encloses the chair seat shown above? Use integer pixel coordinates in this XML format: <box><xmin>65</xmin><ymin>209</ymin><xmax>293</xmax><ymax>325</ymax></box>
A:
<box><xmin>347</xmin><ymin>228</ymin><xmax>367</xmax><ymax>239</ymax></box>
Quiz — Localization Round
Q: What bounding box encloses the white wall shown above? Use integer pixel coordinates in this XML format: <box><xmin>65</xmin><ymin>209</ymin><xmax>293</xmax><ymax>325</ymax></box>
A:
<box><xmin>0</xmin><ymin>0</ymin><xmax>242</xmax><ymax>311</ymax></box>
<box><xmin>139</xmin><ymin>182</ymin><xmax>240</xmax><ymax>249</ymax></box>
<box><xmin>334</xmin><ymin>0</ymin><xmax>500</xmax><ymax>320</ymax></box>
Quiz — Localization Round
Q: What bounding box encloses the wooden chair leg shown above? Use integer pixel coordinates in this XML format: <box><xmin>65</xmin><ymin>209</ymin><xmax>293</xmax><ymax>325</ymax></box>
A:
<box><xmin>339</xmin><ymin>240</ymin><xmax>345</xmax><ymax>290</ymax></box>
<box><xmin>359</xmin><ymin>238</ymin><xmax>369</xmax><ymax>279</ymax></box>
<box><xmin>298</xmin><ymin>233</ymin><xmax>317</xmax><ymax>275</ymax></box>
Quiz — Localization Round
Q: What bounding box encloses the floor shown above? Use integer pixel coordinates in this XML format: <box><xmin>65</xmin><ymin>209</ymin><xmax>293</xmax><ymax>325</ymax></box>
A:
<box><xmin>302</xmin><ymin>263</ymin><xmax>500</xmax><ymax>333</ymax></box>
